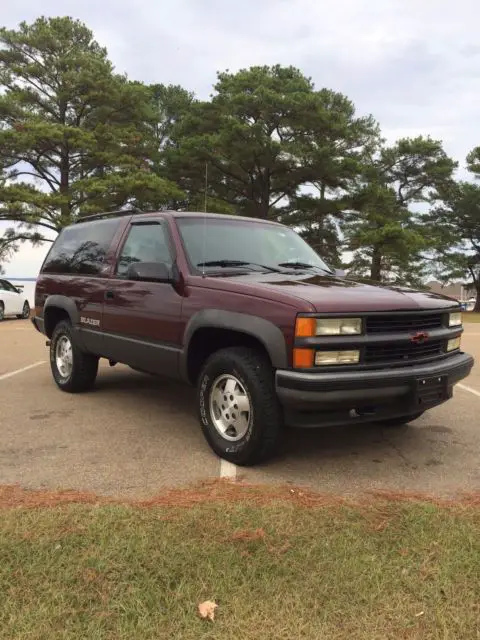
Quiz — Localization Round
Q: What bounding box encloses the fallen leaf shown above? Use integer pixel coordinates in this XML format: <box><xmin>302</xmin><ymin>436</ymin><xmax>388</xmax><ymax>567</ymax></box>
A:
<box><xmin>230</xmin><ymin>528</ymin><xmax>265</xmax><ymax>543</ymax></box>
<box><xmin>415</xmin><ymin>611</ymin><xmax>425</xmax><ymax>617</ymax></box>
<box><xmin>198</xmin><ymin>600</ymin><xmax>218</xmax><ymax>622</ymax></box>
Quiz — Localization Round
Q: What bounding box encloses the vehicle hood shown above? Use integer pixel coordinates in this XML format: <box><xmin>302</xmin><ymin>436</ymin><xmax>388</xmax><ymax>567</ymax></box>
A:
<box><xmin>217</xmin><ymin>272</ymin><xmax>459</xmax><ymax>312</ymax></box>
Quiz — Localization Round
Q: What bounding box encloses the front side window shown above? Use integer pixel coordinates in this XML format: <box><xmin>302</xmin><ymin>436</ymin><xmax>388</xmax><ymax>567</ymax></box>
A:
<box><xmin>116</xmin><ymin>223</ymin><xmax>172</xmax><ymax>278</ymax></box>
<box><xmin>0</xmin><ymin>280</ymin><xmax>17</xmax><ymax>292</ymax></box>
<box><xmin>176</xmin><ymin>217</ymin><xmax>332</xmax><ymax>273</ymax></box>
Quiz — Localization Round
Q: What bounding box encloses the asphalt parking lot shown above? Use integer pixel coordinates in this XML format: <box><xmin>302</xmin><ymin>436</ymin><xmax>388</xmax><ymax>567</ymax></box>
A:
<box><xmin>1</xmin><ymin>320</ymin><xmax>479</xmax><ymax>498</ymax></box>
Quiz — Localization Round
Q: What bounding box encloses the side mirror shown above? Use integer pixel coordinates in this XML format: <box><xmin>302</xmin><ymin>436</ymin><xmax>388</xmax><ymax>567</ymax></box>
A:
<box><xmin>126</xmin><ymin>262</ymin><xmax>173</xmax><ymax>283</ymax></box>
<box><xmin>334</xmin><ymin>269</ymin><xmax>346</xmax><ymax>278</ymax></box>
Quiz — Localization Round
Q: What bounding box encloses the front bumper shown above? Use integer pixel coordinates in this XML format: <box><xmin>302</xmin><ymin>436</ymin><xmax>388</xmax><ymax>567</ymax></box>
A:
<box><xmin>276</xmin><ymin>352</ymin><xmax>474</xmax><ymax>428</ymax></box>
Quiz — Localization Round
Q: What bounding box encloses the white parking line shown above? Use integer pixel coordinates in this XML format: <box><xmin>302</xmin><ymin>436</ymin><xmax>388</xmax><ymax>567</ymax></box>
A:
<box><xmin>220</xmin><ymin>459</ymin><xmax>237</xmax><ymax>479</ymax></box>
<box><xmin>458</xmin><ymin>383</ymin><xmax>480</xmax><ymax>399</ymax></box>
<box><xmin>0</xmin><ymin>361</ymin><xmax>46</xmax><ymax>381</ymax></box>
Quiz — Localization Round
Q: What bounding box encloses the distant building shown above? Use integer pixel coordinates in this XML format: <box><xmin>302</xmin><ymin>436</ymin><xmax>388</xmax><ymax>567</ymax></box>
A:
<box><xmin>426</xmin><ymin>281</ymin><xmax>476</xmax><ymax>302</ymax></box>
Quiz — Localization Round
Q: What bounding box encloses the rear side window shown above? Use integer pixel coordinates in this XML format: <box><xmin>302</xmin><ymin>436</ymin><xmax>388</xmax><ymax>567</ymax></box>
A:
<box><xmin>42</xmin><ymin>219</ymin><xmax>119</xmax><ymax>276</ymax></box>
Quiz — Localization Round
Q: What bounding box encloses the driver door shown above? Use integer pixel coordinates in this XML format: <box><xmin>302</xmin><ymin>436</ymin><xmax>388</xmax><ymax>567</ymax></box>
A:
<box><xmin>101</xmin><ymin>219</ymin><xmax>183</xmax><ymax>377</ymax></box>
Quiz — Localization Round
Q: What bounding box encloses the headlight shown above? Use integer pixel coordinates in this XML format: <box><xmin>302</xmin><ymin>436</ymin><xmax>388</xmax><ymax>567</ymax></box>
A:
<box><xmin>316</xmin><ymin>318</ymin><xmax>362</xmax><ymax>335</ymax></box>
<box><xmin>295</xmin><ymin>317</ymin><xmax>362</xmax><ymax>336</ymax></box>
<box><xmin>447</xmin><ymin>337</ymin><xmax>461</xmax><ymax>352</ymax></box>
<box><xmin>449</xmin><ymin>312</ymin><xmax>462</xmax><ymax>327</ymax></box>
<box><xmin>315</xmin><ymin>350</ymin><xmax>360</xmax><ymax>365</ymax></box>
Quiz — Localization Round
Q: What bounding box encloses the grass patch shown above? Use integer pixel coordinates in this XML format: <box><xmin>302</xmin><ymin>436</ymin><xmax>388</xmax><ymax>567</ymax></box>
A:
<box><xmin>463</xmin><ymin>311</ymin><xmax>480</xmax><ymax>323</ymax></box>
<box><xmin>0</xmin><ymin>486</ymin><xmax>479</xmax><ymax>639</ymax></box>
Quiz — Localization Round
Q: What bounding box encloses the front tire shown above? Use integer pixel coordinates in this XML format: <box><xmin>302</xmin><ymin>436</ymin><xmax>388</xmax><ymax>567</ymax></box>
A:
<box><xmin>17</xmin><ymin>301</ymin><xmax>30</xmax><ymax>319</ymax></box>
<box><xmin>197</xmin><ymin>347</ymin><xmax>282</xmax><ymax>466</ymax></box>
<box><xmin>0</xmin><ymin>302</ymin><xmax>4</xmax><ymax>321</ymax></box>
<box><xmin>50</xmin><ymin>320</ymin><xmax>99</xmax><ymax>392</ymax></box>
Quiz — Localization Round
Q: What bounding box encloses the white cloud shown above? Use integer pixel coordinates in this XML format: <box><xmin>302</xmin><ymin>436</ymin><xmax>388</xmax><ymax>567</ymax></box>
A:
<box><xmin>2</xmin><ymin>0</ymin><xmax>480</xmax><ymax>274</ymax></box>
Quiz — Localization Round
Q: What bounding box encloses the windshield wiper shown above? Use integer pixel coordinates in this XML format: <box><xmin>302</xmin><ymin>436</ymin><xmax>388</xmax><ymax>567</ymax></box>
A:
<box><xmin>277</xmin><ymin>261</ymin><xmax>333</xmax><ymax>275</ymax></box>
<box><xmin>197</xmin><ymin>260</ymin><xmax>281</xmax><ymax>273</ymax></box>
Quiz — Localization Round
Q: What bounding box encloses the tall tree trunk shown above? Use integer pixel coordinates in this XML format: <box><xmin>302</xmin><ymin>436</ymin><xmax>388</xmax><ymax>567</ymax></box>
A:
<box><xmin>473</xmin><ymin>285</ymin><xmax>480</xmax><ymax>312</ymax></box>
<box><xmin>257</xmin><ymin>167</ymin><xmax>271</xmax><ymax>219</ymax></box>
<box><xmin>370</xmin><ymin>245</ymin><xmax>382</xmax><ymax>281</ymax></box>
<box><xmin>468</xmin><ymin>267</ymin><xmax>480</xmax><ymax>313</ymax></box>
<box><xmin>59</xmin><ymin>103</ymin><xmax>70</xmax><ymax>224</ymax></box>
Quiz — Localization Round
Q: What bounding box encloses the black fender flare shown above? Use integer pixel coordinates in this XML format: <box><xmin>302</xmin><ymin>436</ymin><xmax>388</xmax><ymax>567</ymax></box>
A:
<box><xmin>180</xmin><ymin>309</ymin><xmax>288</xmax><ymax>380</ymax></box>
<box><xmin>43</xmin><ymin>295</ymin><xmax>85</xmax><ymax>346</ymax></box>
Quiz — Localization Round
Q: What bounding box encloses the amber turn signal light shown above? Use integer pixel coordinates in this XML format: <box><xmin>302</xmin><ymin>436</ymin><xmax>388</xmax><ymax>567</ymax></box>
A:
<box><xmin>295</xmin><ymin>317</ymin><xmax>316</xmax><ymax>338</ymax></box>
<box><xmin>293</xmin><ymin>348</ymin><xmax>314</xmax><ymax>368</ymax></box>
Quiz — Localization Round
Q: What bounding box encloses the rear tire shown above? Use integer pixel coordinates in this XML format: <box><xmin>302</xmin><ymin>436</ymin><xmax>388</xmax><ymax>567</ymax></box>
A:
<box><xmin>17</xmin><ymin>301</ymin><xmax>30</xmax><ymax>319</ymax></box>
<box><xmin>50</xmin><ymin>320</ymin><xmax>99</xmax><ymax>393</ymax></box>
<box><xmin>197</xmin><ymin>347</ymin><xmax>282</xmax><ymax>466</ymax></box>
<box><xmin>0</xmin><ymin>302</ymin><xmax>4</xmax><ymax>321</ymax></box>
<box><xmin>380</xmin><ymin>412</ymin><xmax>424</xmax><ymax>427</ymax></box>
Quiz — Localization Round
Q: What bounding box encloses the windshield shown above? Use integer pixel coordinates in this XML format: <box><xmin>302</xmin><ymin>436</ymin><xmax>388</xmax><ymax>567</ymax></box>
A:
<box><xmin>176</xmin><ymin>217</ymin><xmax>332</xmax><ymax>274</ymax></box>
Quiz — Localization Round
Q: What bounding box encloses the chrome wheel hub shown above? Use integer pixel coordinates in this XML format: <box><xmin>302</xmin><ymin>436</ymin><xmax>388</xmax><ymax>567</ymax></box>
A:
<box><xmin>55</xmin><ymin>335</ymin><xmax>73</xmax><ymax>378</ymax></box>
<box><xmin>209</xmin><ymin>374</ymin><xmax>251</xmax><ymax>441</ymax></box>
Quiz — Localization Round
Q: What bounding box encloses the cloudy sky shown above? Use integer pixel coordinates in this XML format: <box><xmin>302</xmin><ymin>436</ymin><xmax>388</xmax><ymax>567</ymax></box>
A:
<box><xmin>2</xmin><ymin>0</ymin><xmax>480</xmax><ymax>277</ymax></box>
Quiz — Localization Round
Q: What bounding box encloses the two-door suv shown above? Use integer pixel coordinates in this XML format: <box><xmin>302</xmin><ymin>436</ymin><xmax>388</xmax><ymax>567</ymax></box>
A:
<box><xmin>32</xmin><ymin>210</ymin><xmax>474</xmax><ymax>465</ymax></box>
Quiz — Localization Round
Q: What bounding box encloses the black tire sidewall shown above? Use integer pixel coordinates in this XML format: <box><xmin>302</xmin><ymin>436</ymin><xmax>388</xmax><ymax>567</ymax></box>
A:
<box><xmin>198</xmin><ymin>349</ymin><xmax>279</xmax><ymax>464</ymax></box>
<box><xmin>0</xmin><ymin>303</ymin><xmax>4</xmax><ymax>321</ymax></box>
<box><xmin>23</xmin><ymin>301</ymin><xmax>30</xmax><ymax>318</ymax></box>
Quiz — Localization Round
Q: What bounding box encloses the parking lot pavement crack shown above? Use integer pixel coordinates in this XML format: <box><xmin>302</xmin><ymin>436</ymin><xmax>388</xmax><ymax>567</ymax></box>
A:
<box><xmin>381</xmin><ymin>432</ymin><xmax>418</xmax><ymax>470</ymax></box>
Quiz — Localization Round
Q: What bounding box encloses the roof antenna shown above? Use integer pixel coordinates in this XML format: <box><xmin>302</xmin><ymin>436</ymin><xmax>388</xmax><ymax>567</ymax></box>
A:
<box><xmin>201</xmin><ymin>161</ymin><xmax>208</xmax><ymax>277</ymax></box>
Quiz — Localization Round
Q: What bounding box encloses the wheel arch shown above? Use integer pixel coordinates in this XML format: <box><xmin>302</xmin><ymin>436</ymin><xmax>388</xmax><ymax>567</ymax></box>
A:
<box><xmin>43</xmin><ymin>295</ymin><xmax>80</xmax><ymax>339</ymax></box>
<box><xmin>181</xmin><ymin>310</ymin><xmax>288</xmax><ymax>385</ymax></box>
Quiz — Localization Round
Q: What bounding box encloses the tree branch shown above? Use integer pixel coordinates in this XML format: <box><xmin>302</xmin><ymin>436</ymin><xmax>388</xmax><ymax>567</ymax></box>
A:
<box><xmin>269</xmin><ymin>192</ymin><xmax>289</xmax><ymax>207</ymax></box>
<box><xmin>0</xmin><ymin>213</ymin><xmax>59</xmax><ymax>233</ymax></box>
<box><xmin>11</xmin><ymin>170</ymin><xmax>59</xmax><ymax>192</ymax></box>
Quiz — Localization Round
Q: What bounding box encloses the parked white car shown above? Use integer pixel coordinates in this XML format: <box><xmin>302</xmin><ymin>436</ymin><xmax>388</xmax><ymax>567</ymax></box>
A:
<box><xmin>0</xmin><ymin>279</ymin><xmax>31</xmax><ymax>321</ymax></box>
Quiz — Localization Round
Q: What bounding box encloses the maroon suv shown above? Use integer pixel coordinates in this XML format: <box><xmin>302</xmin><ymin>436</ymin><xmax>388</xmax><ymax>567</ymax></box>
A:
<box><xmin>32</xmin><ymin>210</ymin><xmax>474</xmax><ymax>465</ymax></box>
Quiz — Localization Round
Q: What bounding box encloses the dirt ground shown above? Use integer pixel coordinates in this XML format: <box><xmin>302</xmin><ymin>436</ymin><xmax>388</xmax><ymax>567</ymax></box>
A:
<box><xmin>1</xmin><ymin>320</ymin><xmax>479</xmax><ymax>498</ymax></box>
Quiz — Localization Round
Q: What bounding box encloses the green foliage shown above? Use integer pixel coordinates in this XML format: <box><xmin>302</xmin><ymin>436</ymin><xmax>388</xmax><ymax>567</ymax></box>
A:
<box><xmin>167</xmin><ymin>65</ymin><xmax>378</xmax><ymax>236</ymax></box>
<box><xmin>0</xmin><ymin>16</ymin><xmax>182</xmax><ymax>243</ymax></box>
<box><xmin>280</xmin><ymin>88</ymin><xmax>380</xmax><ymax>267</ymax></box>
<box><xmin>166</xmin><ymin>65</ymin><xmax>311</xmax><ymax>217</ymax></box>
<box><xmin>429</xmin><ymin>171</ymin><xmax>480</xmax><ymax>310</ymax></box>
<box><xmin>344</xmin><ymin>137</ymin><xmax>457</xmax><ymax>285</ymax></box>
<box><xmin>282</xmin><ymin>194</ymin><xmax>344</xmax><ymax>266</ymax></box>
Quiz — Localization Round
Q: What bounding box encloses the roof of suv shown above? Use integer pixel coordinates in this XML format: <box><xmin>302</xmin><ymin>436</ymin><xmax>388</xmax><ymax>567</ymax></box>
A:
<box><xmin>74</xmin><ymin>210</ymin><xmax>282</xmax><ymax>227</ymax></box>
